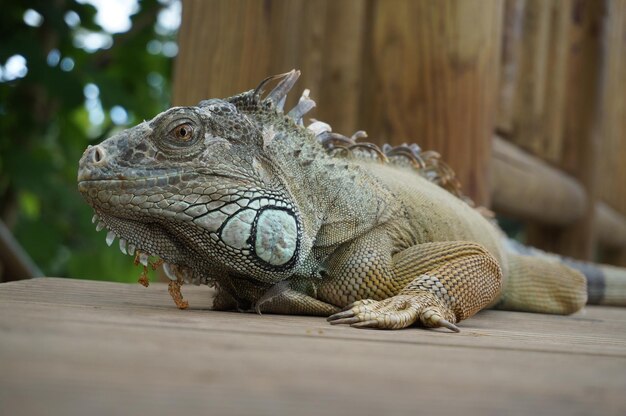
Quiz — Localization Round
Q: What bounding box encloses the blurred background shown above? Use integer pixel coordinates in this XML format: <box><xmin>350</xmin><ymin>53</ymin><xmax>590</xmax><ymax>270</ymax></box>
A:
<box><xmin>1</xmin><ymin>0</ymin><xmax>626</xmax><ymax>283</ymax></box>
<box><xmin>0</xmin><ymin>0</ymin><xmax>180</xmax><ymax>281</ymax></box>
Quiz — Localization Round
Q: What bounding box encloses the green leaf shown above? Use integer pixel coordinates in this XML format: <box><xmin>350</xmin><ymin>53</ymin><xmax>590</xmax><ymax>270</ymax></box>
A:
<box><xmin>18</xmin><ymin>190</ymin><xmax>40</xmax><ymax>219</ymax></box>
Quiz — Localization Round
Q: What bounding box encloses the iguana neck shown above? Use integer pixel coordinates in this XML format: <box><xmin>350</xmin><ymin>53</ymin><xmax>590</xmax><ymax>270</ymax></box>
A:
<box><xmin>259</xmin><ymin>119</ymin><xmax>399</xmax><ymax>259</ymax></box>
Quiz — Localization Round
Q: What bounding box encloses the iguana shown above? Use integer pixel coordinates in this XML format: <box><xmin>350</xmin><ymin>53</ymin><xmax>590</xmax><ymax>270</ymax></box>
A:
<box><xmin>77</xmin><ymin>70</ymin><xmax>626</xmax><ymax>332</ymax></box>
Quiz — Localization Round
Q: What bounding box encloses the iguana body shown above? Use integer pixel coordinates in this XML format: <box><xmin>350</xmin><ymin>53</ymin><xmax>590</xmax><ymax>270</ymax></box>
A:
<box><xmin>77</xmin><ymin>71</ymin><xmax>624</xmax><ymax>331</ymax></box>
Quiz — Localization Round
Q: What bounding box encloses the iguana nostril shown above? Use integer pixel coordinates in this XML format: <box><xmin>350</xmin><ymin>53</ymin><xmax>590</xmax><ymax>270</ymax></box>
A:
<box><xmin>92</xmin><ymin>146</ymin><xmax>106</xmax><ymax>164</ymax></box>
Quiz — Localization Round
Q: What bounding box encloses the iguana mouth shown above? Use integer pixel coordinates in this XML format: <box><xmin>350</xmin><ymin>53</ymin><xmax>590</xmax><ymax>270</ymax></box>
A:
<box><xmin>77</xmin><ymin>173</ymin><xmax>185</xmax><ymax>191</ymax></box>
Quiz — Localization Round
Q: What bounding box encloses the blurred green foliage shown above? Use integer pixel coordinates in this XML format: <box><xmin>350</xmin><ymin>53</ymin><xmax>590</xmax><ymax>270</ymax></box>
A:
<box><xmin>0</xmin><ymin>0</ymin><xmax>178</xmax><ymax>281</ymax></box>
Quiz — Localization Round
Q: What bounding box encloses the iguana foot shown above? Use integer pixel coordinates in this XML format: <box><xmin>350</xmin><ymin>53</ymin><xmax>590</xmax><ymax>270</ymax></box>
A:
<box><xmin>327</xmin><ymin>295</ymin><xmax>460</xmax><ymax>332</ymax></box>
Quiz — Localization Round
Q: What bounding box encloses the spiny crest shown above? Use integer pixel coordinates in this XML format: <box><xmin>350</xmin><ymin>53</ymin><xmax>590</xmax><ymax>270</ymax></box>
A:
<box><xmin>233</xmin><ymin>70</ymin><xmax>474</xmax><ymax>207</ymax></box>
<box><xmin>312</xmin><ymin>127</ymin><xmax>472</xmax><ymax>206</ymax></box>
<box><xmin>250</xmin><ymin>70</ymin><xmax>316</xmax><ymax>127</ymax></box>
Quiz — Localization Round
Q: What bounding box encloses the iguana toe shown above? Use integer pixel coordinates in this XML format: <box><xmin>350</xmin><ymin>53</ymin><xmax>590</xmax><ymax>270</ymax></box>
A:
<box><xmin>419</xmin><ymin>306</ymin><xmax>460</xmax><ymax>332</ymax></box>
<box><xmin>327</xmin><ymin>296</ymin><xmax>459</xmax><ymax>331</ymax></box>
<box><xmin>349</xmin><ymin>319</ymin><xmax>380</xmax><ymax>328</ymax></box>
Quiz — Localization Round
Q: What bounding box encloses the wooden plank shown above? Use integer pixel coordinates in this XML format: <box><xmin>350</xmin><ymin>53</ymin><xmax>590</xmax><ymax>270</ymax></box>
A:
<box><xmin>172</xmin><ymin>0</ymin><xmax>271</xmax><ymax>103</ymax></box>
<box><xmin>597</xmin><ymin>0</ymin><xmax>626</xmax><ymax>220</ymax></box>
<box><xmin>497</xmin><ymin>0</ymin><xmax>527</xmax><ymax>134</ymax></box>
<box><xmin>173</xmin><ymin>0</ymin><xmax>504</xmax><ymax>206</ymax></box>
<box><xmin>507</xmin><ymin>0</ymin><xmax>552</xmax><ymax>156</ymax></box>
<box><xmin>527</xmin><ymin>0</ymin><xmax>604</xmax><ymax>259</ymax></box>
<box><xmin>498</xmin><ymin>0</ymin><xmax>572</xmax><ymax>163</ymax></box>
<box><xmin>172</xmin><ymin>0</ymin><xmax>367</xmax><ymax>136</ymax></box>
<box><xmin>1</xmin><ymin>278</ymin><xmax>626</xmax><ymax>416</ymax></box>
<box><xmin>313</xmin><ymin>1</ymin><xmax>366</xmax><ymax>135</ymax></box>
<box><xmin>596</xmin><ymin>0</ymin><xmax>626</xmax><ymax>265</ymax></box>
<box><xmin>542</xmin><ymin>0</ymin><xmax>572</xmax><ymax>162</ymax></box>
<box><xmin>357</xmin><ymin>0</ymin><xmax>503</xmax><ymax>206</ymax></box>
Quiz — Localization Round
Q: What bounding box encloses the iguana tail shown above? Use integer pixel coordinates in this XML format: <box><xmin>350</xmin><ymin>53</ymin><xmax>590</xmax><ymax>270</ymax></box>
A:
<box><xmin>504</xmin><ymin>239</ymin><xmax>626</xmax><ymax>307</ymax></box>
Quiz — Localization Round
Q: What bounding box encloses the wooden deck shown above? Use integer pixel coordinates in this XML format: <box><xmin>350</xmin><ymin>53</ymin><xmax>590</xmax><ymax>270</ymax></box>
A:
<box><xmin>1</xmin><ymin>278</ymin><xmax>625</xmax><ymax>416</ymax></box>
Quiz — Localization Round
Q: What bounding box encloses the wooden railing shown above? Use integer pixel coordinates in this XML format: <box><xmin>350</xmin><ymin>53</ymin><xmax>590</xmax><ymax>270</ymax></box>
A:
<box><xmin>492</xmin><ymin>136</ymin><xmax>626</xmax><ymax>249</ymax></box>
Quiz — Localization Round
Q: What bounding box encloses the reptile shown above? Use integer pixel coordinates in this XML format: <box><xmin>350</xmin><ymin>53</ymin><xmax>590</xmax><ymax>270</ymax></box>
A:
<box><xmin>77</xmin><ymin>70</ymin><xmax>626</xmax><ymax>332</ymax></box>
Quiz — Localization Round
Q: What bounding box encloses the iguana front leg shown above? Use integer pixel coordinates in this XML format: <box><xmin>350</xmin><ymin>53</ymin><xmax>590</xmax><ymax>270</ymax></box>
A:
<box><xmin>321</xmin><ymin>235</ymin><xmax>503</xmax><ymax>331</ymax></box>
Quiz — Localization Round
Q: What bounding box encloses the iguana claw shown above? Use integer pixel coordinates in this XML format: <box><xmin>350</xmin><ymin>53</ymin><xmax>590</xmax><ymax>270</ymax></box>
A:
<box><xmin>436</xmin><ymin>319</ymin><xmax>460</xmax><ymax>333</ymax></box>
<box><xmin>327</xmin><ymin>316</ymin><xmax>360</xmax><ymax>326</ymax></box>
<box><xmin>327</xmin><ymin>296</ymin><xmax>460</xmax><ymax>332</ymax></box>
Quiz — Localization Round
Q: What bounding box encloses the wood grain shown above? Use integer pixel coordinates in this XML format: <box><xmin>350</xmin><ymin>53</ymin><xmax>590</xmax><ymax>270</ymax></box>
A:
<box><xmin>595</xmin><ymin>0</ymin><xmax>626</xmax><ymax>265</ymax></box>
<box><xmin>171</xmin><ymin>0</ymin><xmax>626</xmax><ymax>258</ymax></box>
<box><xmin>174</xmin><ymin>1</ymin><xmax>503</xmax><ymax>206</ymax></box>
<box><xmin>497</xmin><ymin>0</ymin><xmax>527</xmax><ymax>135</ymax></box>
<box><xmin>596</xmin><ymin>0</ymin><xmax>626</xmax><ymax>241</ymax></box>
<box><xmin>173</xmin><ymin>0</ymin><xmax>270</xmax><ymax>102</ymax></box>
<box><xmin>1</xmin><ymin>278</ymin><xmax>626</xmax><ymax>416</ymax></box>
<box><xmin>358</xmin><ymin>0</ymin><xmax>503</xmax><ymax>206</ymax></box>
<box><xmin>526</xmin><ymin>0</ymin><xmax>604</xmax><ymax>259</ymax></box>
<box><xmin>542</xmin><ymin>0</ymin><xmax>572</xmax><ymax>162</ymax></box>
<box><xmin>172</xmin><ymin>0</ymin><xmax>367</xmax><ymax>135</ymax></box>
<box><xmin>501</xmin><ymin>0</ymin><xmax>572</xmax><ymax>163</ymax></box>
<box><xmin>508</xmin><ymin>0</ymin><xmax>552</xmax><ymax>156</ymax></box>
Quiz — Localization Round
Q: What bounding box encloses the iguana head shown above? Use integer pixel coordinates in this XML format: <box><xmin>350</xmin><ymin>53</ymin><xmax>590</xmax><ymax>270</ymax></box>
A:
<box><xmin>77</xmin><ymin>70</ymin><xmax>316</xmax><ymax>284</ymax></box>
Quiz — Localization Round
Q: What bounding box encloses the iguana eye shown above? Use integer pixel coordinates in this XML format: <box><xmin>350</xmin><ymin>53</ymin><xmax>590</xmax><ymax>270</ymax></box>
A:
<box><xmin>173</xmin><ymin>123</ymin><xmax>193</xmax><ymax>142</ymax></box>
<box><xmin>150</xmin><ymin>108</ymin><xmax>204</xmax><ymax>156</ymax></box>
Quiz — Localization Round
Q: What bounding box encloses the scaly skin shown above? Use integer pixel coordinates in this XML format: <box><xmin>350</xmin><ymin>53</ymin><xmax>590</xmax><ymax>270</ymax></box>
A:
<box><xmin>77</xmin><ymin>70</ymin><xmax>592</xmax><ymax>332</ymax></box>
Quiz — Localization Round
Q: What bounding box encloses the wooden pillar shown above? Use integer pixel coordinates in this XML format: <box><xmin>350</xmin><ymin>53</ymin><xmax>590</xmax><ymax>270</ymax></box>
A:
<box><xmin>357</xmin><ymin>0</ymin><xmax>503</xmax><ymax>206</ymax></box>
<box><xmin>595</xmin><ymin>0</ymin><xmax>626</xmax><ymax>266</ymax></box>
<box><xmin>172</xmin><ymin>0</ymin><xmax>367</xmax><ymax>135</ymax></box>
<box><xmin>543</xmin><ymin>0</ymin><xmax>573</xmax><ymax>163</ymax></box>
<box><xmin>497</xmin><ymin>0</ymin><xmax>527</xmax><ymax>135</ymax></box>
<box><xmin>526</xmin><ymin>0</ymin><xmax>604</xmax><ymax>259</ymax></box>
<box><xmin>499</xmin><ymin>0</ymin><xmax>572</xmax><ymax>163</ymax></box>
<box><xmin>173</xmin><ymin>1</ymin><xmax>502</xmax><ymax>206</ymax></box>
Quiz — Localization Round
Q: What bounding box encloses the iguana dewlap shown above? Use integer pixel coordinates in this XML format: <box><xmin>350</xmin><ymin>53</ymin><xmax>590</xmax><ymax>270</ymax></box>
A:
<box><xmin>77</xmin><ymin>70</ymin><xmax>626</xmax><ymax>331</ymax></box>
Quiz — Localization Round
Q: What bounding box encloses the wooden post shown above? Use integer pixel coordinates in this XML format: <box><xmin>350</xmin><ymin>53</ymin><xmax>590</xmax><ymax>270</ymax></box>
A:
<box><xmin>595</xmin><ymin>0</ymin><xmax>626</xmax><ymax>266</ymax></box>
<box><xmin>508</xmin><ymin>0</ymin><xmax>552</xmax><ymax>155</ymax></box>
<box><xmin>174</xmin><ymin>1</ymin><xmax>504</xmax><ymax>206</ymax></box>
<box><xmin>526</xmin><ymin>0</ymin><xmax>604</xmax><ymax>259</ymax></box>
<box><xmin>497</xmin><ymin>0</ymin><xmax>527</xmax><ymax>135</ymax></box>
<box><xmin>542</xmin><ymin>0</ymin><xmax>572</xmax><ymax>163</ymax></box>
<box><xmin>357</xmin><ymin>0</ymin><xmax>503</xmax><ymax>206</ymax></box>
<box><xmin>172</xmin><ymin>0</ymin><xmax>367</xmax><ymax>135</ymax></box>
<box><xmin>171</xmin><ymin>0</ymin><xmax>626</xmax><ymax>262</ymax></box>
<box><xmin>502</xmin><ymin>0</ymin><xmax>572</xmax><ymax>163</ymax></box>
